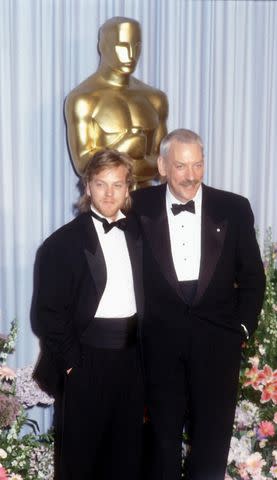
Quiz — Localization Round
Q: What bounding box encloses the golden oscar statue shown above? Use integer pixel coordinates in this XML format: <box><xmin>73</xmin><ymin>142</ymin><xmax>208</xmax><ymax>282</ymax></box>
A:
<box><xmin>65</xmin><ymin>16</ymin><xmax>168</xmax><ymax>186</ymax></box>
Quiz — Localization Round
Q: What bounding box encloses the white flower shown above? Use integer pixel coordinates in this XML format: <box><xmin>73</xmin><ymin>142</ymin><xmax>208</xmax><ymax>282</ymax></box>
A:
<box><xmin>15</xmin><ymin>365</ymin><xmax>54</xmax><ymax>407</ymax></box>
<box><xmin>228</xmin><ymin>434</ymin><xmax>252</xmax><ymax>464</ymax></box>
<box><xmin>9</xmin><ymin>475</ymin><xmax>24</xmax><ymax>480</ymax></box>
<box><xmin>273</xmin><ymin>450</ymin><xmax>277</xmax><ymax>462</ymax></box>
<box><xmin>0</xmin><ymin>449</ymin><xmax>7</xmax><ymax>459</ymax></box>
<box><xmin>234</xmin><ymin>400</ymin><xmax>260</xmax><ymax>428</ymax></box>
<box><xmin>258</xmin><ymin>344</ymin><xmax>266</xmax><ymax>355</ymax></box>
<box><xmin>245</xmin><ymin>451</ymin><xmax>266</xmax><ymax>475</ymax></box>
<box><xmin>249</xmin><ymin>355</ymin><xmax>260</xmax><ymax>367</ymax></box>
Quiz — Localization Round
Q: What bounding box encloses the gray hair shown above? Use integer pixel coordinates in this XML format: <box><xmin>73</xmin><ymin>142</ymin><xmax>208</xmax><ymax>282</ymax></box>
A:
<box><xmin>160</xmin><ymin>129</ymin><xmax>204</xmax><ymax>158</ymax></box>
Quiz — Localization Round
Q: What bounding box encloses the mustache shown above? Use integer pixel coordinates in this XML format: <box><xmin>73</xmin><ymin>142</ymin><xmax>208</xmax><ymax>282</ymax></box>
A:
<box><xmin>180</xmin><ymin>180</ymin><xmax>200</xmax><ymax>187</ymax></box>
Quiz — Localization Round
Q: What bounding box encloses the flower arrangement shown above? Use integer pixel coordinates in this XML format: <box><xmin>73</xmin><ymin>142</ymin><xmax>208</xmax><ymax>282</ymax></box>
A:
<box><xmin>0</xmin><ymin>321</ymin><xmax>54</xmax><ymax>480</ymax></box>
<box><xmin>1</xmin><ymin>233</ymin><xmax>276</xmax><ymax>479</ymax></box>
<box><xmin>181</xmin><ymin>233</ymin><xmax>277</xmax><ymax>479</ymax></box>
<box><xmin>226</xmin><ymin>232</ymin><xmax>277</xmax><ymax>480</ymax></box>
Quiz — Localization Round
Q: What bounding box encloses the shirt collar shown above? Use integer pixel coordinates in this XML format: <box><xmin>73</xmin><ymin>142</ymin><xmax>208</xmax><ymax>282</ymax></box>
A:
<box><xmin>90</xmin><ymin>206</ymin><xmax>126</xmax><ymax>223</ymax></box>
<box><xmin>166</xmin><ymin>184</ymin><xmax>202</xmax><ymax>216</ymax></box>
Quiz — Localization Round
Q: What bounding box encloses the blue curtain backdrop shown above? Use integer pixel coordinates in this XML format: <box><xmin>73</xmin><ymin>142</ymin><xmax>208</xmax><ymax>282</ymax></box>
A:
<box><xmin>1</xmin><ymin>0</ymin><xmax>277</xmax><ymax>429</ymax></box>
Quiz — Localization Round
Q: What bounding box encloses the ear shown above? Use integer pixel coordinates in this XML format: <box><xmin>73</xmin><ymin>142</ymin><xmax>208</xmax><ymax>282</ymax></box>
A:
<box><xmin>157</xmin><ymin>156</ymin><xmax>167</xmax><ymax>177</ymax></box>
<box><xmin>86</xmin><ymin>183</ymin><xmax>91</xmax><ymax>197</ymax></box>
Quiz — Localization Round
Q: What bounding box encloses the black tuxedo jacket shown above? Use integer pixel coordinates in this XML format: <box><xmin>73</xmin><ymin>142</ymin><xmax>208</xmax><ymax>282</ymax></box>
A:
<box><xmin>132</xmin><ymin>183</ymin><xmax>265</xmax><ymax>347</ymax></box>
<box><xmin>31</xmin><ymin>211</ymin><xmax>143</xmax><ymax>396</ymax></box>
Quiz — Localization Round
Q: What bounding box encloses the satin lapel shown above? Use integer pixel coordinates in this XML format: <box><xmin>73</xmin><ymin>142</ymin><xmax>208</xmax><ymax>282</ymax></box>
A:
<box><xmin>141</xmin><ymin>189</ymin><xmax>183</xmax><ymax>301</ymax></box>
<box><xmin>82</xmin><ymin>212</ymin><xmax>107</xmax><ymax>300</ymax></box>
<box><xmin>193</xmin><ymin>188</ymin><xmax>228</xmax><ymax>304</ymax></box>
<box><xmin>125</xmin><ymin>221</ymin><xmax>144</xmax><ymax>317</ymax></box>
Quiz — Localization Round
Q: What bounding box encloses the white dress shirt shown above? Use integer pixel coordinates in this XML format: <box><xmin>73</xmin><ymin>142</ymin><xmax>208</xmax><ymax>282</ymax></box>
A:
<box><xmin>166</xmin><ymin>185</ymin><xmax>202</xmax><ymax>281</ymax></box>
<box><xmin>90</xmin><ymin>207</ymin><xmax>137</xmax><ymax>318</ymax></box>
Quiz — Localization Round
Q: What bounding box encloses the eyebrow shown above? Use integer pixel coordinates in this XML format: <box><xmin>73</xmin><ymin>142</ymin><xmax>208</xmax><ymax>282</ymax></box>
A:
<box><xmin>94</xmin><ymin>179</ymin><xmax>125</xmax><ymax>185</ymax></box>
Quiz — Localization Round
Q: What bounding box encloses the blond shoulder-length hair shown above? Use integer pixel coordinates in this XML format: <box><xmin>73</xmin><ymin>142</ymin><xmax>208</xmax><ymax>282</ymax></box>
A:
<box><xmin>78</xmin><ymin>149</ymin><xmax>134</xmax><ymax>213</ymax></box>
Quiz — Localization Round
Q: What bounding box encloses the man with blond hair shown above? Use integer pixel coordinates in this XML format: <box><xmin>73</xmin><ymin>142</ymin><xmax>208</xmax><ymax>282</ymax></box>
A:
<box><xmin>32</xmin><ymin>149</ymin><xmax>144</xmax><ymax>480</ymax></box>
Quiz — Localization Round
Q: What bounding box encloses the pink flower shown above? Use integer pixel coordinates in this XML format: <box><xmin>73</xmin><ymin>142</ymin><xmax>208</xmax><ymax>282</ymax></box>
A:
<box><xmin>244</xmin><ymin>364</ymin><xmax>277</xmax><ymax>404</ymax></box>
<box><xmin>0</xmin><ymin>466</ymin><xmax>8</xmax><ymax>480</ymax></box>
<box><xmin>270</xmin><ymin>465</ymin><xmax>277</xmax><ymax>478</ymax></box>
<box><xmin>274</xmin><ymin>412</ymin><xmax>277</xmax><ymax>424</ymax></box>
<box><xmin>0</xmin><ymin>365</ymin><xmax>16</xmax><ymax>380</ymax></box>
<box><xmin>237</xmin><ymin>463</ymin><xmax>250</xmax><ymax>479</ymax></box>
<box><xmin>249</xmin><ymin>356</ymin><xmax>260</xmax><ymax>368</ymax></box>
<box><xmin>244</xmin><ymin>366</ymin><xmax>266</xmax><ymax>390</ymax></box>
<box><xmin>0</xmin><ymin>393</ymin><xmax>21</xmax><ymax>428</ymax></box>
<box><xmin>260</xmin><ymin>377</ymin><xmax>277</xmax><ymax>404</ymax></box>
<box><xmin>262</xmin><ymin>365</ymin><xmax>276</xmax><ymax>382</ymax></box>
<box><xmin>245</xmin><ymin>452</ymin><xmax>266</xmax><ymax>475</ymax></box>
<box><xmin>257</xmin><ymin>420</ymin><xmax>275</xmax><ymax>438</ymax></box>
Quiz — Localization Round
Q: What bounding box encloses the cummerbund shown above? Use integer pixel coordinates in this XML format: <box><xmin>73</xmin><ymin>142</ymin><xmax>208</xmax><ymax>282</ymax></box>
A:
<box><xmin>80</xmin><ymin>314</ymin><xmax>138</xmax><ymax>349</ymax></box>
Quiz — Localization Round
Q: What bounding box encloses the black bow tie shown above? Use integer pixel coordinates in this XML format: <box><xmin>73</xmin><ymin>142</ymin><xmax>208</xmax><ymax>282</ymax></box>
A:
<box><xmin>90</xmin><ymin>210</ymin><xmax>127</xmax><ymax>233</ymax></box>
<box><xmin>171</xmin><ymin>200</ymin><xmax>195</xmax><ymax>215</ymax></box>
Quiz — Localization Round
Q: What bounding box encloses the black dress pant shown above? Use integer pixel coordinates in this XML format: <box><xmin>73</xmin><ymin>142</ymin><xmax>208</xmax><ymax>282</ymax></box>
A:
<box><xmin>54</xmin><ymin>343</ymin><xmax>144</xmax><ymax>480</ymax></box>
<box><xmin>143</xmin><ymin>316</ymin><xmax>242</xmax><ymax>480</ymax></box>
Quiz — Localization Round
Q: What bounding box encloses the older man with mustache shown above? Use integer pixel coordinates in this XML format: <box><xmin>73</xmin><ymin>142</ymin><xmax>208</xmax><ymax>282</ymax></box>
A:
<box><xmin>132</xmin><ymin>128</ymin><xmax>265</xmax><ymax>480</ymax></box>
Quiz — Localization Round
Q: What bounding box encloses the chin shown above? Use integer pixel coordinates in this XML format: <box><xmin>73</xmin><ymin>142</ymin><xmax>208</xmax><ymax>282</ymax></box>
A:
<box><xmin>102</xmin><ymin>208</ymin><xmax>118</xmax><ymax>219</ymax></box>
<box><xmin>182</xmin><ymin>187</ymin><xmax>199</xmax><ymax>201</ymax></box>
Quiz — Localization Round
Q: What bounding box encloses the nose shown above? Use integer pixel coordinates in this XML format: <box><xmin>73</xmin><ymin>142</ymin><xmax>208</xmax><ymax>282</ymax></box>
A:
<box><xmin>186</xmin><ymin>165</ymin><xmax>195</xmax><ymax>180</ymax></box>
<box><xmin>105</xmin><ymin>185</ymin><xmax>114</xmax><ymax>196</ymax></box>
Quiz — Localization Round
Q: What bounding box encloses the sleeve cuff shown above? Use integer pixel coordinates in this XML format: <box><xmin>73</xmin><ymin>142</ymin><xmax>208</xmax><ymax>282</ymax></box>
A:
<box><xmin>241</xmin><ymin>323</ymin><xmax>249</xmax><ymax>341</ymax></box>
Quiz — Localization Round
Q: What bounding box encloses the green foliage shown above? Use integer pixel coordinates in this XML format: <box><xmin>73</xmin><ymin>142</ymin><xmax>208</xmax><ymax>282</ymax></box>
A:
<box><xmin>0</xmin><ymin>323</ymin><xmax>54</xmax><ymax>480</ymax></box>
<box><xmin>243</xmin><ymin>230</ymin><xmax>277</xmax><ymax>369</ymax></box>
<box><xmin>182</xmin><ymin>231</ymin><xmax>277</xmax><ymax>479</ymax></box>
<box><xmin>226</xmin><ymin>231</ymin><xmax>277</xmax><ymax>479</ymax></box>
